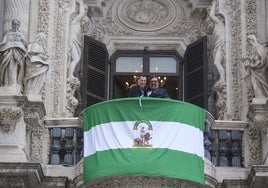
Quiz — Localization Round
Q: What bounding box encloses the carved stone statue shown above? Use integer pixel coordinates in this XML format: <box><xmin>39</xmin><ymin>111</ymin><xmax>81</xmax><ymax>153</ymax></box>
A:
<box><xmin>0</xmin><ymin>19</ymin><xmax>27</xmax><ymax>92</ymax></box>
<box><xmin>243</xmin><ymin>35</ymin><xmax>268</xmax><ymax>98</ymax></box>
<box><xmin>24</xmin><ymin>33</ymin><xmax>50</xmax><ymax>96</ymax></box>
<box><xmin>67</xmin><ymin>0</ymin><xmax>85</xmax><ymax>79</ymax></box>
<box><xmin>66</xmin><ymin>77</ymin><xmax>81</xmax><ymax>116</ymax></box>
<box><xmin>208</xmin><ymin>0</ymin><xmax>226</xmax><ymax>84</ymax></box>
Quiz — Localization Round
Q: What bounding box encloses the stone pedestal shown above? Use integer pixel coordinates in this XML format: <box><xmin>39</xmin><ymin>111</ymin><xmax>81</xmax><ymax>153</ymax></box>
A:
<box><xmin>0</xmin><ymin>95</ymin><xmax>46</xmax><ymax>163</ymax></box>
<box><xmin>0</xmin><ymin>95</ymin><xmax>27</xmax><ymax>162</ymax></box>
<box><xmin>247</xmin><ymin>98</ymin><xmax>268</xmax><ymax>165</ymax></box>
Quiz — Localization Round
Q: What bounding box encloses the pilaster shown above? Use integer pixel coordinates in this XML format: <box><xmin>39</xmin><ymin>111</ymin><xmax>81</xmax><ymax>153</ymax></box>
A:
<box><xmin>23</xmin><ymin>100</ymin><xmax>47</xmax><ymax>164</ymax></box>
<box><xmin>0</xmin><ymin>95</ymin><xmax>27</xmax><ymax>162</ymax></box>
<box><xmin>247</xmin><ymin>98</ymin><xmax>268</xmax><ymax>165</ymax></box>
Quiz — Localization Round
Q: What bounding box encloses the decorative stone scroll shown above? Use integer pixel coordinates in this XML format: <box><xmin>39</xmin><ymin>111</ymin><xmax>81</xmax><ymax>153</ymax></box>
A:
<box><xmin>0</xmin><ymin>107</ymin><xmax>22</xmax><ymax>134</ymax></box>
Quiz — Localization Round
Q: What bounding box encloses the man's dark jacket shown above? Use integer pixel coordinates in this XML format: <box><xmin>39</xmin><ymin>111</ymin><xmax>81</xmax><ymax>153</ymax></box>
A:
<box><xmin>149</xmin><ymin>87</ymin><xmax>169</xmax><ymax>98</ymax></box>
<box><xmin>128</xmin><ymin>85</ymin><xmax>147</xmax><ymax>97</ymax></box>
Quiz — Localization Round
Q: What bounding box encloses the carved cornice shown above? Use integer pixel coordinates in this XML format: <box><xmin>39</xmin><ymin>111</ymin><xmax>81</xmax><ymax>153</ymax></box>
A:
<box><xmin>247</xmin><ymin>165</ymin><xmax>268</xmax><ymax>187</ymax></box>
<box><xmin>0</xmin><ymin>107</ymin><xmax>23</xmax><ymax>134</ymax></box>
<box><xmin>0</xmin><ymin>163</ymin><xmax>68</xmax><ymax>187</ymax></box>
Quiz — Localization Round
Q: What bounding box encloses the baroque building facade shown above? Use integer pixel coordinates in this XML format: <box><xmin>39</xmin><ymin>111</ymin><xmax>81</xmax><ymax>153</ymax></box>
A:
<box><xmin>0</xmin><ymin>0</ymin><xmax>268</xmax><ymax>187</ymax></box>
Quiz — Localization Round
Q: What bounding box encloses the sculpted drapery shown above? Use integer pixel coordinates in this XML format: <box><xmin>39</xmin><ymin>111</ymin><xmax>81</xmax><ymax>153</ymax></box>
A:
<box><xmin>24</xmin><ymin>33</ymin><xmax>50</xmax><ymax>94</ymax></box>
<box><xmin>243</xmin><ymin>35</ymin><xmax>268</xmax><ymax>98</ymax></box>
<box><xmin>0</xmin><ymin>19</ymin><xmax>27</xmax><ymax>91</ymax></box>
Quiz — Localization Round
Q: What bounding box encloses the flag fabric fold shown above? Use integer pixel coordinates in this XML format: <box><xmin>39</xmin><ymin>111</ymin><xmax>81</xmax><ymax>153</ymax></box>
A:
<box><xmin>83</xmin><ymin>98</ymin><xmax>206</xmax><ymax>186</ymax></box>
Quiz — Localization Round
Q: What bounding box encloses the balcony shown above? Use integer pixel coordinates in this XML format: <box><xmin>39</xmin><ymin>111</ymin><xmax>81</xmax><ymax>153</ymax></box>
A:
<box><xmin>45</xmin><ymin>99</ymin><xmax>248</xmax><ymax>188</ymax></box>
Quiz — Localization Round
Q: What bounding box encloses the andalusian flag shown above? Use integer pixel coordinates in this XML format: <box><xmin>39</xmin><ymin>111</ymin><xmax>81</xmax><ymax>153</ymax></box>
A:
<box><xmin>83</xmin><ymin>98</ymin><xmax>206</xmax><ymax>186</ymax></box>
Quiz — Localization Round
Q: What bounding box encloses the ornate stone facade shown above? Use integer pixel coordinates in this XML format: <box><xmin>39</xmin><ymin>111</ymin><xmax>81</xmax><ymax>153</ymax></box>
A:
<box><xmin>0</xmin><ymin>0</ymin><xmax>268</xmax><ymax>187</ymax></box>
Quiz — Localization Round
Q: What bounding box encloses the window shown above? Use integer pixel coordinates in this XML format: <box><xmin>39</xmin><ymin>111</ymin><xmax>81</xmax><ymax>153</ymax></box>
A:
<box><xmin>81</xmin><ymin>36</ymin><xmax>208</xmax><ymax>111</ymax></box>
<box><xmin>111</xmin><ymin>50</ymin><xmax>182</xmax><ymax>99</ymax></box>
<box><xmin>116</xmin><ymin>57</ymin><xmax>143</xmax><ymax>73</ymax></box>
<box><xmin>149</xmin><ymin>57</ymin><xmax>177</xmax><ymax>73</ymax></box>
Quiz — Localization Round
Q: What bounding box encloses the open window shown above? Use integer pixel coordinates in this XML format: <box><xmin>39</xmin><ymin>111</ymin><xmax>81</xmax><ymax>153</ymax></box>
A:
<box><xmin>81</xmin><ymin>36</ymin><xmax>208</xmax><ymax>110</ymax></box>
<box><xmin>110</xmin><ymin>50</ymin><xmax>182</xmax><ymax>100</ymax></box>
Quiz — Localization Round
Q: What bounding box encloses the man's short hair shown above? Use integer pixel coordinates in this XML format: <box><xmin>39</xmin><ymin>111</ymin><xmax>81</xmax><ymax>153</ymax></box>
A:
<box><xmin>149</xmin><ymin>75</ymin><xmax>158</xmax><ymax>81</ymax></box>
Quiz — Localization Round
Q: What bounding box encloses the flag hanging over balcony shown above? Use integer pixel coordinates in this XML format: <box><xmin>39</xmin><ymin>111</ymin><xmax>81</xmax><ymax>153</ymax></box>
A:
<box><xmin>83</xmin><ymin>98</ymin><xmax>206</xmax><ymax>186</ymax></box>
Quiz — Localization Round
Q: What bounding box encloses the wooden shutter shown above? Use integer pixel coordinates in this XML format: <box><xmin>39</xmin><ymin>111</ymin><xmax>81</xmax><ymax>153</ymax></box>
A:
<box><xmin>82</xmin><ymin>36</ymin><xmax>108</xmax><ymax>108</ymax></box>
<box><xmin>184</xmin><ymin>36</ymin><xmax>208</xmax><ymax>109</ymax></box>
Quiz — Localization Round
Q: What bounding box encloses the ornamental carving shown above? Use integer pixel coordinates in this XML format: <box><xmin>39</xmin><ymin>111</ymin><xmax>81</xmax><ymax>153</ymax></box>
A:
<box><xmin>247</xmin><ymin>122</ymin><xmax>262</xmax><ymax>165</ymax></box>
<box><xmin>117</xmin><ymin>0</ymin><xmax>176</xmax><ymax>31</ymax></box>
<box><xmin>245</xmin><ymin>0</ymin><xmax>257</xmax><ymax>35</ymax></box>
<box><xmin>0</xmin><ymin>107</ymin><xmax>22</xmax><ymax>134</ymax></box>
<box><xmin>87</xmin><ymin>176</ymin><xmax>202</xmax><ymax>188</ymax></box>
<box><xmin>24</xmin><ymin>112</ymin><xmax>45</xmax><ymax>163</ymax></box>
<box><xmin>51</xmin><ymin>1</ymin><xmax>67</xmax><ymax>117</ymax></box>
<box><xmin>229</xmin><ymin>0</ymin><xmax>243</xmax><ymax>120</ymax></box>
<box><xmin>91</xmin><ymin>0</ymin><xmax>201</xmax><ymax>44</ymax></box>
<box><xmin>66</xmin><ymin>77</ymin><xmax>81</xmax><ymax>117</ymax></box>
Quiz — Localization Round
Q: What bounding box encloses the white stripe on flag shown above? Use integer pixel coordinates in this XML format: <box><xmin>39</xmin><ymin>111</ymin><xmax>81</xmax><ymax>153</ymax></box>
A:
<box><xmin>84</xmin><ymin>121</ymin><xmax>204</xmax><ymax>158</ymax></box>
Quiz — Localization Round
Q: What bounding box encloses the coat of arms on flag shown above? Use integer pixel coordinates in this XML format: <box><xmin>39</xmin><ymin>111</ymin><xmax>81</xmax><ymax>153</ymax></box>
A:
<box><xmin>133</xmin><ymin>120</ymin><xmax>153</xmax><ymax>148</ymax></box>
<box><xmin>83</xmin><ymin>98</ymin><xmax>206</xmax><ymax>186</ymax></box>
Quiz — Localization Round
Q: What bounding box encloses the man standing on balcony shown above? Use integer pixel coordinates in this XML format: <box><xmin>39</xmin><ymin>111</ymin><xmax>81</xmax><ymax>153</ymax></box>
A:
<box><xmin>128</xmin><ymin>75</ymin><xmax>148</xmax><ymax>97</ymax></box>
<box><xmin>147</xmin><ymin>75</ymin><xmax>170</xmax><ymax>98</ymax></box>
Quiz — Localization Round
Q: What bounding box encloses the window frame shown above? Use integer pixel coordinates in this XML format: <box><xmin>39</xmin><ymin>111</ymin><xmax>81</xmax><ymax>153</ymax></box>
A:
<box><xmin>110</xmin><ymin>50</ymin><xmax>183</xmax><ymax>99</ymax></box>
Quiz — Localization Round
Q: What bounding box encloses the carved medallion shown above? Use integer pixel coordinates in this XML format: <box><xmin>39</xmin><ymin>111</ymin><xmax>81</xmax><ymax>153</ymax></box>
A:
<box><xmin>116</xmin><ymin>0</ymin><xmax>176</xmax><ymax>31</ymax></box>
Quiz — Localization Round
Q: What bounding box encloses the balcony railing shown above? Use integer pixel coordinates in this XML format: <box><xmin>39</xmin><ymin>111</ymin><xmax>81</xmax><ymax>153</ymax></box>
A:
<box><xmin>49</xmin><ymin>127</ymin><xmax>83</xmax><ymax>165</ymax></box>
<box><xmin>47</xmin><ymin>114</ymin><xmax>245</xmax><ymax>167</ymax></box>
<box><xmin>204</xmin><ymin>122</ymin><xmax>243</xmax><ymax>167</ymax></box>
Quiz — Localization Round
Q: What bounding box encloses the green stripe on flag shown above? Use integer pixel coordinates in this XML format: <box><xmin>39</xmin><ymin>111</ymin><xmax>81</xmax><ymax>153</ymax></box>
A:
<box><xmin>84</xmin><ymin>148</ymin><xmax>204</xmax><ymax>185</ymax></box>
<box><xmin>83</xmin><ymin>98</ymin><xmax>205</xmax><ymax>131</ymax></box>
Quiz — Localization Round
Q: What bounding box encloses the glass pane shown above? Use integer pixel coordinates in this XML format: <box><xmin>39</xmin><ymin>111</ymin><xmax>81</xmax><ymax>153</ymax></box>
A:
<box><xmin>149</xmin><ymin>57</ymin><xmax>177</xmax><ymax>73</ymax></box>
<box><xmin>116</xmin><ymin>57</ymin><xmax>143</xmax><ymax>73</ymax></box>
